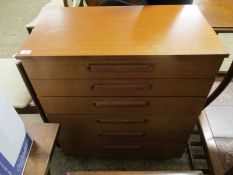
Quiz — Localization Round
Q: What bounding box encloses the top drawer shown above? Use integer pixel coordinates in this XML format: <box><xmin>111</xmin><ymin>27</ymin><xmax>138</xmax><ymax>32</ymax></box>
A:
<box><xmin>21</xmin><ymin>56</ymin><xmax>222</xmax><ymax>79</ymax></box>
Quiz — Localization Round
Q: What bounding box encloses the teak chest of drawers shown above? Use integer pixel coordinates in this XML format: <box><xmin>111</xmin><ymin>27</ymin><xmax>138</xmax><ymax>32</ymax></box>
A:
<box><xmin>16</xmin><ymin>5</ymin><xmax>228</xmax><ymax>157</ymax></box>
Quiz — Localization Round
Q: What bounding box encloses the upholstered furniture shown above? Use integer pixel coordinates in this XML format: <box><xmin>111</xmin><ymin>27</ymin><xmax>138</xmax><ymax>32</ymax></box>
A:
<box><xmin>198</xmin><ymin>89</ymin><xmax>233</xmax><ymax>175</ymax></box>
<box><xmin>199</xmin><ymin>111</ymin><xmax>233</xmax><ymax>175</ymax></box>
<box><xmin>0</xmin><ymin>58</ymin><xmax>36</xmax><ymax>114</ymax></box>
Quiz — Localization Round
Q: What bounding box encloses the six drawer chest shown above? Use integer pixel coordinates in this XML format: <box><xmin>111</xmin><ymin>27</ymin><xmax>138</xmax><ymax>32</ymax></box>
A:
<box><xmin>16</xmin><ymin>5</ymin><xmax>228</xmax><ymax>157</ymax></box>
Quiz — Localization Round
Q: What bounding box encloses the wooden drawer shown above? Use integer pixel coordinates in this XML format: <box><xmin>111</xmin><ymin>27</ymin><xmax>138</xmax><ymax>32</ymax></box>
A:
<box><xmin>32</xmin><ymin>79</ymin><xmax>213</xmax><ymax>97</ymax></box>
<box><xmin>40</xmin><ymin>97</ymin><xmax>205</xmax><ymax>115</ymax></box>
<box><xmin>48</xmin><ymin>114</ymin><xmax>196</xmax><ymax>143</ymax></box>
<box><xmin>58</xmin><ymin>129</ymin><xmax>191</xmax><ymax>143</ymax></box>
<box><xmin>22</xmin><ymin>56</ymin><xmax>222</xmax><ymax>79</ymax></box>
<box><xmin>47</xmin><ymin>114</ymin><xmax>197</xmax><ymax>131</ymax></box>
<box><xmin>59</xmin><ymin>141</ymin><xmax>186</xmax><ymax>157</ymax></box>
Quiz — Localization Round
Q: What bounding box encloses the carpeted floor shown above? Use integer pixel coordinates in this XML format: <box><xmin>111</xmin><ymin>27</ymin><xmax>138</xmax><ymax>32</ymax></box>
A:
<box><xmin>1</xmin><ymin>0</ymin><xmax>232</xmax><ymax>174</ymax></box>
<box><xmin>0</xmin><ymin>0</ymin><xmax>49</xmax><ymax>57</ymax></box>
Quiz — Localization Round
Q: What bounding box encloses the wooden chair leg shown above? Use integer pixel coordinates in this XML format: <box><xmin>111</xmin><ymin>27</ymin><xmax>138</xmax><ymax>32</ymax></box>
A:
<box><xmin>16</xmin><ymin>105</ymin><xmax>38</xmax><ymax>114</ymax></box>
<box><xmin>16</xmin><ymin>60</ymin><xmax>62</xmax><ymax>149</ymax></box>
<box><xmin>27</xmin><ymin>27</ymin><xmax>33</xmax><ymax>34</ymax></box>
<box><xmin>79</xmin><ymin>0</ymin><xmax>84</xmax><ymax>6</ymax></box>
<box><xmin>187</xmin><ymin>141</ymin><xmax>195</xmax><ymax>170</ymax></box>
<box><xmin>16</xmin><ymin>61</ymin><xmax>48</xmax><ymax>123</ymax></box>
<box><xmin>46</xmin><ymin>168</ymin><xmax>51</xmax><ymax>175</ymax></box>
<box><xmin>63</xmin><ymin>0</ymin><xmax>69</xmax><ymax>7</ymax></box>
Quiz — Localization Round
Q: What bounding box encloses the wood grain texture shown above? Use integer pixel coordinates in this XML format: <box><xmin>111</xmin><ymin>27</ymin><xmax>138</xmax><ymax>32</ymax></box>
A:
<box><xmin>58</xmin><ymin>128</ymin><xmax>192</xmax><ymax>143</ymax></box>
<box><xmin>16</xmin><ymin>6</ymin><xmax>227</xmax><ymax>157</ymax></box>
<box><xmin>47</xmin><ymin>114</ymin><xmax>196</xmax><ymax>143</ymax></box>
<box><xmin>24</xmin><ymin>123</ymin><xmax>59</xmax><ymax>175</ymax></box>
<box><xmin>32</xmin><ymin>78</ymin><xmax>214</xmax><ymax>97</ymax></box>
<box><xmin>204</xmin><ymin>102</ymin><xmax>233</xmax><ymax>174</ymax></box>
<box><xmin>15</xmin><ymin>6</ymin><xmax>228</xmax><ymax>58</ymax></box>
<box><xmin>59</xmin><ymin>141</ymin><xmax>186</xmax><ymax>157</ymax></box>
<box><xmin>194</xmin><ymin>0</ymin><xmax>233</xmax><ymax>29</ymax></box>
<box><xmin>85</xmin><ymin>0</ymin><xmax>144</xmax><ymax>6</ymax></box>
<box><xmin>198</xmin><ymin>111</ymin><xmax>225</xmax><ymax>175</ymax></box>
<box><xmin>198</xmin><ymin>78</ymin><xmax>233</xmax><ymax>174</ymax></box>
<box><xmin>47</xmin><ymin>114</ymin><xmax>197</xmax><ymax>131</ymax></box>
<box><xmin>67</xmin><ymin>171</ymin><xmax>203</xmax><ymax>175</ymax></box>
<box><xmin>40</xmin><ymin>97</ymin><xmax>206</xmax><ymax>115</ymax></box>
<box><xmin>85</xmin><ymin>0</ymin><xmax>101</xmax><ymax>5</ymax></box>
<box><xmin>21</xmin><ymin>56</ymin><xmax>223</xmax><ymax>79</ymax></box>
<box><xmin>58</xmin><ymin>130</ymin><xmax>191</xmax><ymax>143</ymax></box>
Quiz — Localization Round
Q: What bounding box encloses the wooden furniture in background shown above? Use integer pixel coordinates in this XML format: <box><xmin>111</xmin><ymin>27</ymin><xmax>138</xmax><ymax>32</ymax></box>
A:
<box><xmin>198</xmin><ymin>111</ymin><xmax>226</xmax><ymax>175</ymax></box>
<box><xmin>193</xmin><ymin>0</ymin><xmax>233</xmax><ymax>94</ymax></box>
<box><xmin>85</xmin><ymin>0</ymin><xmax>101</xmax><ymax>5</ymax></box>
<box><xmin>24</xmin><ymin>123</ymin><xmax>59</xmax><ymax>175</ymax></box>
<box><xmin>67</xmin><ymin>171</ymin><xmax>204</xmax><ymax>175</ymax></box>
<box><xmin>84</xmin><ymin>0</ymin><xmax>144</xmax><ymax>6</ymax></box>
<box><xmin>194</xmin><ymin>0</ymin><xmax>233</xmax><ymax>33</ymax></box>
<box><xmin>16</xmin><ymin>6</ymin><xmax>228</xmax><ymax>157</ymax></box>
<box><xmin>198</xmin><ymin>81</ymin><xmax>233</xmax><ymax>175</ymax></box>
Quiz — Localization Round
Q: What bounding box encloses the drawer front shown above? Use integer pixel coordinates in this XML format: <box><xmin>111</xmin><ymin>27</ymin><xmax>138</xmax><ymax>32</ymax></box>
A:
<box><xmin>32</xmin><ymin>79</ymin><xmax>213</xmax><ymax>97</ymax></box>
<box><xmin>58</xmin><ymin>129</ymin><xmax>191</xmax><ymax>143</ymax></box>
<box><xmin>59</xmin><ymin>141</ymin><xmax>186</xmax><ymax>157</ymax></box>
<box><xmin>48</xmin><ymin>114</ymin><xmax>196</xmax><ymax>142</ymax></box>
<box><xmin>47</xmin><ymin>114</ymin><xmax>197</xmax><ymax>131</ymax></box>
<box><xmin>40</xmin><ymin>97</ymin><xmax>206</xmax><ymax>115</ymax></box>
<box><xmin>22</xmin><ymin>56</ymin><xmax>222</xmax><ymax>79</ymax></box>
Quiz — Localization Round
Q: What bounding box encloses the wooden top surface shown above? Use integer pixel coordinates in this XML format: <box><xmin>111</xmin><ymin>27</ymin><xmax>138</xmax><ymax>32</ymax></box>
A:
<box><xmin>16</xmin><ymin>5</ymin><xmax>228</xmax><ymax>58</ymax></box>
<box><xmin>24</xmin><ymin>123</ymin><xmax>59</xmax><ymax>175</ymax></box>
<box><xmin>67</xmin><ymin>171</ymin><xmax>203</xmax><ymax>175</ymax></box>
<box><xmin>194</xmin><ymin>0</ymin><xmax>233</xmax><ymax>29</ymax></box>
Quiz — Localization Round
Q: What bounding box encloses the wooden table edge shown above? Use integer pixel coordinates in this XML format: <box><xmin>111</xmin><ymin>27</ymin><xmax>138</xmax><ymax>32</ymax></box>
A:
<box><xmin>67</xmin><ymin>171</ymin><xmax>204</xmax><ymax>175</ymax></box>
<box><xmin>198</xmin><ymin>111</ymin><xmax>225</xmax><ymax>175</ymax></box>
<box><xmin>24</xmin><ymin>123</ymin><xmax>60</xmax><ymax>175</ymax></box>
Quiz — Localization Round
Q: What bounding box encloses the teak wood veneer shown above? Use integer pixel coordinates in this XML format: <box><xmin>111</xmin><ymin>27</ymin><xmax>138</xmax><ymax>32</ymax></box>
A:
<box><xmin>194</xmin><ymin>0</ymin><xmax>233</xmax><ymax>33</ymax></box>
<box><xmin>16</xmin><ymin>6</ymin><xmax>228</xmax><ymax>157</ymax></box>
<box><xmin>67</xmin><ymin>171</ymin><xmax>204</xmax><ymax>175</ymax></box>
<box><xmin>24</xmin><ymin>123</ymin><xmax>59</xmax><ymax>175</ymax></box>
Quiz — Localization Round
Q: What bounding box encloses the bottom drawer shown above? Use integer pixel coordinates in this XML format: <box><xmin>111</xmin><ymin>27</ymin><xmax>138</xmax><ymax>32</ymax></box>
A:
<box><xmin>48</xmin><ymin>114</ymin><xmax>197</xmax><ymax>143</ymax></box>
<box><xmin>59</xmin><ymin>142</ymin><xmax>186</xmax><ymax>158</ymax></box>
<box><xmin>58</xmin><ymin>129</ymin><xmax>192</xmax><ymax>143</ymax></box>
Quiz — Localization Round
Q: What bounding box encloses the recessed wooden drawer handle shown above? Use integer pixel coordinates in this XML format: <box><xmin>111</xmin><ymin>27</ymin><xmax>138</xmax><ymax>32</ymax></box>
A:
<box><xmin>88</xmin><ymin>64</ymin><xmax>154</xmax><ymax>72</ymax></box>
<box><xmin>92</xmin><ymin>84</ymin><xmax>152</xmax><ymax>91</ymax></box>
<box><xmin>102</xmin><ymin>145</ymin><xmax>144</xmax><ymax>150</ymax></box>
<box><xmin>93</xmin><ymin>101</ymin><xmax>150</xmax><ymax>107</ymax></box>
<box><xmin>99</xmin><ymin>132</ymin><xmax>145</xmax><ymax>137</ymax></box>
<box><xmin>96</xmin><ymin>119</ymin><xmax>148</xmax><ymax>123</ymax></box>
